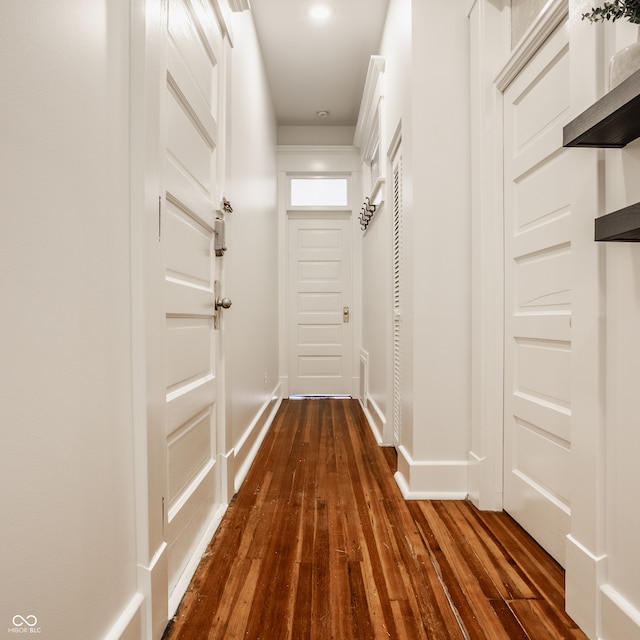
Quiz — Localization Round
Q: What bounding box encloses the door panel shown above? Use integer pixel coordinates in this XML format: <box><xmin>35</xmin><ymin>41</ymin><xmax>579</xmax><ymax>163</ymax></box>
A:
<box><xmin>163</xmin><ymin>0</ymin><xmax>224</xmax><ymax>603</ymax></box>
<box><xmin>288</xmin><ymin>218</ymin><xmax>351</xmax><ymax>395</ymax></box>
<box><xmin>503</xmin><ymin>23</ymin><xmax>571</xmax><ymax>566</ymax></box>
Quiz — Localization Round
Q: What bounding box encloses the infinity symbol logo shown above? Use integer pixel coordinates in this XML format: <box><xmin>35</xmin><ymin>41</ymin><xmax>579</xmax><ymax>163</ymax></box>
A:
<box><xmin>12</xmin><ymin>615</ymin><xmax>38</xmax><ymax>627</ymax></box>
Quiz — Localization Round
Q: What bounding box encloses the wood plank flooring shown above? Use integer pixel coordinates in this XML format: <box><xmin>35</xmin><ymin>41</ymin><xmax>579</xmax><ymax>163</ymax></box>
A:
<box><xmin>162</xmin><ymin>398</ymin><xmax>587</xmax><ymax>640</ymax></box>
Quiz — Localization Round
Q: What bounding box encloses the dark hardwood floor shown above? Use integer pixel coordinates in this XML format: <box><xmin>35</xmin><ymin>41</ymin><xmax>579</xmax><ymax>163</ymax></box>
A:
<box><xmin>163</xmin><ymin>398</ymin><xmax>587</xmax><ymax>640</ymax></box>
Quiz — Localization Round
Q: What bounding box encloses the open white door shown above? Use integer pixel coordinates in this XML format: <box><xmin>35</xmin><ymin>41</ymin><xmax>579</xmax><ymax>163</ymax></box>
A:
<box><xmin>502</xmin><ymin>23</ymin><xmax>572</xmax><ymax>566</ymax></box>
<box><xmin>161</xmin><ymin>0</ymin><xmax>230</xmax><ymax>611</ymax></box>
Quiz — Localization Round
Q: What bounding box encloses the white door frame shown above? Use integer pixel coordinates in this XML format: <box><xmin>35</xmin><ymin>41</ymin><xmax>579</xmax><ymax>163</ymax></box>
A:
<box><xmin>276</xmin><ymin>146</ymin><xmax>362</xmax><ymax>399</ymax></box>
<box><xmin>130</xmin><ymin>1</ymin><xmax>170</xmax><ymax>637</ymax></box>
<box><xmin>468</xmin><ymin>0</ymin><xmax>569</xmax><ymax>512</ymax></box>
<box><xmin>470</xmin><ymin>0</ymin><xmax>606</xmax><ymax>635</ymax></box>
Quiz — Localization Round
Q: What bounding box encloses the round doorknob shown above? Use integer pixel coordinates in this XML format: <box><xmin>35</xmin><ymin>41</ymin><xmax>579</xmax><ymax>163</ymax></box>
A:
<box><xmin>216</xmin><ymin>297</ymin><xmax>232</xmax><ymax>309</ymax></box>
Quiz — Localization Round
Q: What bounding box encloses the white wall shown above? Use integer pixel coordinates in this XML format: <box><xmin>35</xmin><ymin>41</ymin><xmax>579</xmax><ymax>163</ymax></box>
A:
<box><xmin>0</xmin><ymin>1</ymin><xmax>142</xmax><ymax>638</ymax></box>
<box><xmin>598</xmin><ymin>20</ymin><xmax>640</xmax><ymax>640</ymax></box>
<box><xmin>225</xmin><ymin>11</ymin><xmax>281</xmax><ymax>491</ymax></box>
<box><xmin>405</xmin><ymin>0</ymin><xmax>471</xmax><ymax>496</ymax></box>
<box><xmin>0</xmin><ymin>4</ymin><xmax>282</xmax><ymax>638</ymax></box>
<box><xmin>359</xmin><ymin>0</ymin><xmax>412</xmax><ymax>443</ymax></box>
<box><xmin>360</xmin><ymin>0</ymin><xmax>472</xmax><ymax>497</ymax></box>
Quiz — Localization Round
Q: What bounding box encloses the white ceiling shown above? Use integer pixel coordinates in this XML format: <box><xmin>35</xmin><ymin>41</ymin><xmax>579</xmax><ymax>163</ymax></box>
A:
<box><xmin>248</xmin><ymin>0</ymin><xmax>390</xmax><ymax>126</ymax></box>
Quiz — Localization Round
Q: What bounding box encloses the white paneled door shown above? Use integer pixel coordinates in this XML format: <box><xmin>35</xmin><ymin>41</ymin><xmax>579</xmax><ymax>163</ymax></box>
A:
<box><xmin>288</xmin><ymin>217</ymin><xmax>352</xmax><ymax>396</ymax></box>
<box><xmin>163</xmin><ymin>0</ymin><xmax>227</xmax><ymax>606</ymax></box>
<box><xmin>502</xmin><ymin>24</ymin><xmax>572</xmax><ymax>566</ymax></box>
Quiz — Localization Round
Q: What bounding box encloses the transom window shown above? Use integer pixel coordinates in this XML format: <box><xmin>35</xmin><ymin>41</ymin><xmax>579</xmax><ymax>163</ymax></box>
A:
<box><xmin>289</xmin><ymin>177</ymin><xmax>349</xmax><ymax>208</ymax></box>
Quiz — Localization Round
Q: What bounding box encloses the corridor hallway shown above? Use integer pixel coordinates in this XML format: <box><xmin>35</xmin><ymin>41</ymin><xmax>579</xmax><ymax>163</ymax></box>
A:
<box><xmin>162</xmin><ymin>399</ymin><xmax>586</xmax><ymax>640</ymax></box>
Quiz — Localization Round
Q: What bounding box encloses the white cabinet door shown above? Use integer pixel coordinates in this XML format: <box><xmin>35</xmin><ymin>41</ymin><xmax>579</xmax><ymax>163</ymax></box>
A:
<box><xmin>503</xmin><ymin>24</ymin><xmax>572</xmax><ymax>566</ymax></box>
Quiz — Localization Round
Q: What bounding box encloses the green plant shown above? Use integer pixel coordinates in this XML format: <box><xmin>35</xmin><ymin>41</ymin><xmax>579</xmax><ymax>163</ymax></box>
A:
<box><xmin>582</xmin><ymin>0</ymin><xmax>640</xmax><ymax>24</ymax></box>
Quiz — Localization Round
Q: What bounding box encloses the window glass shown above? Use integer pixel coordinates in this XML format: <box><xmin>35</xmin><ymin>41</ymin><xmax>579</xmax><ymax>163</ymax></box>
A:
<box><xmin>511</xmin><ymin>0</ymin><xmax>548</xmax><ymax>48</ymax></box>
<box><xmin>290</xmin><ymin>178</ymin><xmax>348</xmax><ymax>207</ymax></box>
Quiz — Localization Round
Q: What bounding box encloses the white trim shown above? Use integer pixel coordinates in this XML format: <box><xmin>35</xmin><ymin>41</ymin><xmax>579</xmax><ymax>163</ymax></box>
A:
<box><xmin>277</xmin><ymin>146</ymin><xmax>361</xmax><ymax>173</ymax></box>
<box><xmin>211</xmin><ymin>0</ymin><xmax>235</xmax><ymax>46</ymax></box>
<box><xmin>286</xmin><ymin>210</ymin><xmax>352</xmax><ymax>220</ymax></box>
<box><xmin>387</xmin><ymin>120</ymin><xmax>402</xmax><ymax>164</ymax></box>
<box><xmin>361</xmin><ymin>395</ymin><xmax>387</xmax><ymax>445</ymax></box>
<box><xmin>103</xmin><ymin>592</ymin><xmax>145</xmax><ymax>640</ymax></box>
<box><xmin>233</xmin><ymin>387</ymin><xmax>283</xmax><ymax>492</ymax></box>
<box><xmin>394</xmin><ymin>471</ymin><xmax>468</xmax><ymax>501</ymax></box>
<box><xmin>601</xmin><ymin>584</ymin><xmax>640</xmax><ymax>640</ymax></box>
<box><xmin>136</xmin><ymin>542</ymin><xmax>168</xmax><ymax>640</ymax></box>
<box><xmin>394</xmin><ymin>446</ymin><xmax>469</xmax><ymax>500</ymax></box>
<box><xmin>359</xmin><ymin>350</ymin><xmax>369</xmax><ymax>406</ymax></box>
<box><xmin>354</xmin><ymin>56</ymin><xmax>385</xmax><ymax>150</ymax></box>
<box><xmin>495</xmin><ymin>0</ymin><xmax>568</xmax><ymax>91</ymax></box>
<box><xmin>168</xmin><ymin>502</ymin><xmax>228</xmax><ymax>617</ymax></box>
<box><xmin>566</xmin><ymin>534</ymin><xmax>607</xmax><ymax>639</ymax></box>
<box><xmin>277</xmin><ymin>145</ymin><xmax>361</xmax><ymax>156</ymax></box>
<box><xmin>469</xmin><ymin>0</ymin><xmax>508</xmax><ymax>513</ymax></box>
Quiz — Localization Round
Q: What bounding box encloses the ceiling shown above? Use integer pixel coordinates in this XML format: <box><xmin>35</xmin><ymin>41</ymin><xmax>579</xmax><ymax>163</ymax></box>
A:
<box><xmin>248</xmin><ymin>0</ymin><xmax>390</xmax><ymax>127</ymax></box>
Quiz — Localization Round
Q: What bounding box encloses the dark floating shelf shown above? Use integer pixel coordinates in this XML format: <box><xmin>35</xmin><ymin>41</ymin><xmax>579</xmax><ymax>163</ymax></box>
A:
<box><xmin>563</xmin><ymin>67</ymin><xmax>640</xmax><ymax>148</ymax></box>
<box><xmin>595</xmin><ymin>202</ymin><xmax>640</xmax><ymax>242</ymax></box>
<box><xmin>564</xmin><ymin>68</ymin><xmax>640</xmax><ymax>241</ymax></box>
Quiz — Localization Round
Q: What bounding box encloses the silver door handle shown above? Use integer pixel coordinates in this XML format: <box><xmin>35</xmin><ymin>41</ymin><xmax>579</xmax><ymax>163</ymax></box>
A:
<box><xmin>216</xmin><ymin>297</ymin><xmax>232</xmax><ymax>310</ymax></box>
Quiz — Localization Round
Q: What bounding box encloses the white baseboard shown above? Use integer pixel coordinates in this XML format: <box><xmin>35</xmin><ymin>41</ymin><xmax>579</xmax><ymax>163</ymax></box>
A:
<box><xmin>566</xmin><ymin>534</ymin><xmax>606</xmax><ymax>640</ymax></box>
<box><xmin>601</xmin><ymin>583</ymin><xmax>640</xmax><ymax>640</ymax></box>
<box><xmin>233</xmin><ymin>385</ymin><xmax>282</xmax><ymax>493</ymax></box>
<box><xmin>361</xmin><ymin>395</ymin><xmax>386</xmax><ymax>445</ymax></box>
<box><xmin>394</xmin><ymin>446</ymin><xmax>469</xmax><ymax>500</ymax></box>
<box><xmin>219</xmin><ymin>448</ymin><xmax>235</xmax><ymax>505</ymax></box>
<box><xmin>467</xmin><ymin>450</ymin><xmax>483</xmax><ymax>507</ymax></box>
<box><xmin>135</xmin><ymin>542</ymin><xmax>168</xmax><ymax>640</ymax></box>
<box><xmin>280</xmin><ymin>375</ymin><xmax>289</xmax><ymax>399</ymax></box>
<box><xmin>168</xmin><ymin>502</ymin><xmax>227</xmax><ymax>618</ymax></box>
<box><xmin>467</xmin><ymin>449</ymin><xmax>503</xmax><ymax>511</ymax></box>
<box><xmin>103</xmin><ymin>592</ymin><xmax>144</xmax><ymax>640</ymax></box>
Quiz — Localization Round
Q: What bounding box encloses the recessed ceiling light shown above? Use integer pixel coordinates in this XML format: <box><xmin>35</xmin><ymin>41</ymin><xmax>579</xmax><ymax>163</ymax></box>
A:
<box><xmin>308</xmin><ymin>3</ymin><xmax>333</xmax><ymax>20</ymax></box>
<box><xmin>316</xmin><ymin>110</ymin><xmax>330</xmax><ymax>118</ymax></box>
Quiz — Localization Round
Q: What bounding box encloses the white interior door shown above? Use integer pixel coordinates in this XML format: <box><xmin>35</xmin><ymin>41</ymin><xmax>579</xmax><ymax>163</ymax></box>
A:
<box><xmin>288</xmin><ymin>216</ymin><xmax>352</xmax><ymax>396</ymax></box>
<box><xmin>503</xmin><ymin>23</ymin><xmax>572</xmax><ymax>566</ymax></box>
<box><xmin>162</xmin><ymin>0</ymin><xmax>227</xmax><ymax>606</ymax></box>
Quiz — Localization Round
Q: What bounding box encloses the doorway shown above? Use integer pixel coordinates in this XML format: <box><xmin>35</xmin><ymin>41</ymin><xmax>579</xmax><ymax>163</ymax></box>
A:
<box><xmin>279</xmin><ymin>165</ymin><xmax>361</xmax><ymax>399</ymax></box>
<box><xmin>287</xmin><ymin>215</ymin><xmax>353</xmax><ymax>395</ymax></box>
